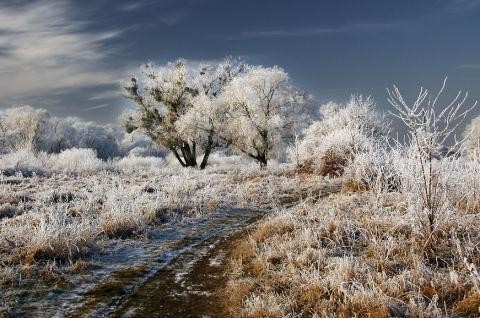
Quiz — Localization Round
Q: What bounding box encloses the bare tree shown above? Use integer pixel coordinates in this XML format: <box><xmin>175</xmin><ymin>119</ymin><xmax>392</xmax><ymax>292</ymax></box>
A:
<box><xmin>387</xmin><ymin>77</ymin><xmax>477</xmax><ymax>234</ymax></box>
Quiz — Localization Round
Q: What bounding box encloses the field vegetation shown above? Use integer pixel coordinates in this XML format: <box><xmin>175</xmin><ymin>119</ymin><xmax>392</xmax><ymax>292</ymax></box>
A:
<box><xmin>1</xmin><ymin>58</ymin><xmax>480</xmax><ymax>317</ymax></box>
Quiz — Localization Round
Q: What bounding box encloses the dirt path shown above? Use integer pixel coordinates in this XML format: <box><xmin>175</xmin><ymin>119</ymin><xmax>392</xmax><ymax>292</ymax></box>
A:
<box><xmin>106</xmin><ymin>182</ymin><xmax>342</xmax><ymax>318</ymax></box>
<box><xmin>110</xmin><ymin>227</ymin><xmax>251</xmax><ymax>318</ymax></box>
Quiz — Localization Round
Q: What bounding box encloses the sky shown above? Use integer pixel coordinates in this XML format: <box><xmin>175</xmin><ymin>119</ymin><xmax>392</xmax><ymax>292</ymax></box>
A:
<box><xmin>0</xmin><ymin>0</ymin><xmax>480</xmax><ymax>124</ymax></box>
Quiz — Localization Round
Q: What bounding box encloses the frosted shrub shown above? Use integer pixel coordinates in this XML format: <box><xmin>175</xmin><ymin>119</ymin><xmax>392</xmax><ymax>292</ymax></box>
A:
<box><xmin>0</xmin><ymin>206</ymin><xmax>96</xmax><ymax>263</ymax></box>
<box><xmin>463</xmin><ymin>115</ymin><xmax>480</xmax><ymax>159</ymax></box>
<box><xmin>345</xmin><ymin>144</ymin><xmax>398</xmax><ymax>193</ymax></box>
<box><xmin>116</xmin><ymin>155</ymin><xmax>164</xmax><ymax>174</ymax></box>
<box><xmin>0</xmin><ymin>106</ymin><xmax>49</xmax><ymax>152</ymax></box>
<box><xmin>387</xmin><ymin>78</ymin><xmax>477</xmax><ymax>233</ymax></box>
<box><xmin>0</xmin><ymin>149</ymin><xmax>47</xmax><ymax>176</ymax></box>
<box><xmin>48</xmin><ymin>148</ymin><xmax>106</xmax><ymax>174</ymax></box>
<box><xmin>297</xmin><ymin>96</ymin><xmax>388</xmax><ymax>176</ymax></box>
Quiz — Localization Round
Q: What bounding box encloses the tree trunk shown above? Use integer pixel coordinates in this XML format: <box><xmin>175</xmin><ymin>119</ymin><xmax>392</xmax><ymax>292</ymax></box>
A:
<box><xmin>199</xmin><ymin>134</ymin><xmax>214</xmax><ymax>170</ymax></box>
<box><xmin>180</xmin><ymin>142</ymin><xmax>197</xmax><ymax>167</ymax></box>
<box><xmin>171</xmin><ymin>147</ymin><xmax>186</xmax><ymax>167</ymax></box>
<box><xmin>258</xmin><ymin>154</ymin><xmax>267</xmax><ymax>169</ymax></box>
<box><xmin>171</xmin><ymin>143</ymin><xmax>198</xmax><ymax>168</ymax></box>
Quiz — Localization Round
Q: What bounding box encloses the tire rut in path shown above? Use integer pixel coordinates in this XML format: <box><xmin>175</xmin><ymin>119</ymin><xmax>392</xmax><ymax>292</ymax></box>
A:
<box><xmin>110</xmin><ymin>227</ymin><xmax>250</xmax><ymax>318</ymax></box>
<box><xmin>111</xmin><ymin>182</ymin><xmax>342</xmax><ymax>317</ymax></box>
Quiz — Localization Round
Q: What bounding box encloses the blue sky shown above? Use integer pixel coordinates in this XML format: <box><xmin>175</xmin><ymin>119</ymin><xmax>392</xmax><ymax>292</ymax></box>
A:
<box><xmin>0</xmin><ymin>0</ymin><xmax>479</xmax><ymax>123</ymax></box>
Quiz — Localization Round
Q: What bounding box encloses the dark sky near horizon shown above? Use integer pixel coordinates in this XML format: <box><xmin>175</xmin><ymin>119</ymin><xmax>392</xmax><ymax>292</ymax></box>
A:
<box><xmin>0</xmin><ymin>0</ymin><xmax>480</xmax><ymax>123</ymax></box>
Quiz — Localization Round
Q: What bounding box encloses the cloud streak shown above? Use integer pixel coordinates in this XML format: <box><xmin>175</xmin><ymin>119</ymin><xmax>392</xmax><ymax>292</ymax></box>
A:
<box><xmin>221</xmin><ymin>22</ymin><xmax>402</xmax><ymax>40</ymax></box>
<box><xmin>0</xmin><ymin>0</ymin><xmax>124</xmax><ymax>102</ymax></box>
<box><xmin>159</xmin><ymin>10</ymin><xmax>190</xmax><ymax>26</ymax></box>
<box><xmin>83</xmin><ymin>103</ymin><xmax>111</xmax><ymax>111</ymax></box>
<box><xmin>446</xmin><ymin>0</ymin><xmax>480</xmax><ymax>11</ymax></box>
<box><xmin>456</xmin><ymin>64</ymin><xmax>480</xmax><ymax>70</ymax></box>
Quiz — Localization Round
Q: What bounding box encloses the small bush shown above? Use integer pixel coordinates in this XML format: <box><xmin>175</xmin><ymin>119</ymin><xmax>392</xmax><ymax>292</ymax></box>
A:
<box><xmin>0</xmin><ymin>150</ymin><xmax>46</xmax><ymax>176</ymax></box>
<box><xmin>116</xmin><ymin>155</ymin><xmax>163</xmax><ymax>174</ymax></box>
<box><xmin>297</xmin><ymin>96</ymin><xmax>388</xmax><ymax>176</ymax></box>
<box><xmin>48</xmin><ymin>148</ymin><xmax>106</xmax><ymax>174</ymax></box>
<box><xmin>1</xmin><ymin>207</ymin><xmax>96</xmax><ymax>263</ymax></box>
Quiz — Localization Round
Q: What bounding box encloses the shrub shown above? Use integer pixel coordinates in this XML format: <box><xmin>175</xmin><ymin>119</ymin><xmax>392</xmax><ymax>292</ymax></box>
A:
<box><xmin>48</xmin><ymin>148</ymin><xmax>106</xmax><ymax>174</ymax></box>
<box><xmin>0</xmin><ymin>207</ymin><xmax>96</xmax><ymax>263</ymax></box>
<box><xmin>387</xmin><ymin>78</ymin><xmax>477</xmax><ymax>234</ymax></box>
<box><xmin>0</xmin><ymin>150</ymin><xmax>46</xmax><ymax>176</ymax></box>
<box><xmin>297</xmin><ymin>96</ymin><xmax>388</xmax><ymax>176</ymax></box>
<box><xmin>116</xmin><ymin>155</ymin><xmax>164</xmax><ymax>174</ymax></box>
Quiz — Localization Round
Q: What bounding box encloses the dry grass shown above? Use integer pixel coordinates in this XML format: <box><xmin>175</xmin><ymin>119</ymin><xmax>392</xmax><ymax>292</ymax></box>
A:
<box><xmin>319</xmin><ymin>149</ymin><xmax>349</xmax><ymax>177</ymax></box>
<box><xmin>342</xmin><ymin>179</ymin><xmax>368</xmax><ymax>192</ymax></box>
<box><xmin>0</xmin><ymin>164</ymin><xmax>325</xmax><ymax>284</ymax></box>
<box><xmin>453</xmin><ymin>292</ymin><xmax>480</xmax><ymax>316</ymax></box>
<box><xmin>224</xmin><ymin>188</ymin><xmax>480</xmax><ymax>317</ymax></box>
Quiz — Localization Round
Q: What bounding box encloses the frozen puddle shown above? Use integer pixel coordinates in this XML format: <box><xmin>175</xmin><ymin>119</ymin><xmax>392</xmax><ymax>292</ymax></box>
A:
<box><xmin>6</xmin><ymin>208</ymin><xmax>264</xmax><ymax>317</ymax></box>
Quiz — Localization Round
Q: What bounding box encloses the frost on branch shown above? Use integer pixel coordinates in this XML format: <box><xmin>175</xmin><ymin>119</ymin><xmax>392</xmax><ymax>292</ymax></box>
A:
<box><xmin>387</xmin><ymin>78</ymin><xmax>478</xmax><ymax>234</ymax></box>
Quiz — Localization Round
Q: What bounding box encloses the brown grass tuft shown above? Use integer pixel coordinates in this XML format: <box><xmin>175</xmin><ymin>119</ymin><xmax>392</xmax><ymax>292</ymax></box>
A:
<box><xmin>223</xmin><ymin>279</ymin><xmax>256</xmax><ymax>316</ymax></box>
<box><xmin>294</xmin><ymin>159</ymin><xmax>315</xmax><ymax>175</ymax></box>
<box><xmin>223</xmin><ymin>191</ymin><xmax>480</xmax><ymax>317</ymax></box>
<box><xmin>320</xmin><ymin>149</ymin><xmax>348</xmax><ymax>177</ymax></box>
<box><xmin>454</xmin><ymin>291</ymin><xmax>480</xmax><ymax>316</ymax></box>
<box><xmin>252</xmin><ymin>218</ymin><xmax>296</xmax><ymax>243</ymax></box>
<box><xmin>342</xmin><ymin>179</ymin><xmax>368</xmax><ymax>192</ymax></box>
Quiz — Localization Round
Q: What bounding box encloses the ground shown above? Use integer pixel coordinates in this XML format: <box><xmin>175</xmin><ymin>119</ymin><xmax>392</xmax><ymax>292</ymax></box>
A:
<box><xmin>1</xmin><ymin>164</ymin><xmax>479</xmax><ymax>317</ymax></box>
<box><xmin>224</xmin><ymin>188</ymin><xmax>480</xmax><ymax>317</ymax></box>
<box><xmin>0</xmin><ymin>164</ymin><xmax>325</xmax><ymax>317</ymax></box>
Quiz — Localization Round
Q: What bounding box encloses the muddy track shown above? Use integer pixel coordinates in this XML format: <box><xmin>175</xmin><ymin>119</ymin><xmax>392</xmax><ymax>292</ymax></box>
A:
<box><xmin>110</xmin><ymin>225</ymin><xmax>252</xmax><ymax>318</ymax></box>
<box><xmin>105</xmin><ymin>182</ymin><xmax>342</xmax><ymax>318</ymax></box>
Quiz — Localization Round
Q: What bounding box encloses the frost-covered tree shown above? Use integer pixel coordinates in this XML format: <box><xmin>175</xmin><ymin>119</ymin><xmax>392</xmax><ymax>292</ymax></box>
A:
<box><xmin>175</xmin><ymin>58</ymin><xmax>246</xmax><ymax>168</ymax></box>
<box><xmin>0</xmin><ymin>106</ymin><xmax>49</xmax><ymax>152</ymax></box>
<box><xmin>219</xmin><ymin>66</ymin><xmax>307</xmax><ymax>167</ymax></box>
<box><xmin>462</xmin><ymin>115</ymin><xmax>480</xmax><ymax>159</ymax></box>
<box><xmin>0</xmin><ymin>106</ymin><xmax>120</xmax><ymax>159</ymax></box>
<box><xmin>122</xmin><ymin>58</ymin><xmax>245</xmax><ymax>169</ymax></box>
<box><xmin>70</xmin><ymin>120</ymin><xmax>120</xmax><ymax>159</ymax></box>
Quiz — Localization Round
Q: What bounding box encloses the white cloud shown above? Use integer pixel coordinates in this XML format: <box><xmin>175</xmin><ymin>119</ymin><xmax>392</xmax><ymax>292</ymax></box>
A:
<box><xmin>159</xmin><ymin>10</ymin><xmax>189</xmax><ymax>26</ymax></box>
<box><xmin>0</xmin><ymin>0</ymin><xmax>124</xmax><ymax>101</ymax></box>
<box><xmin>119</xmin><ymin>2</ymin><xmax>145</xmax><ymax>12</ymax></box>
<box><xmin>88</xmin><ymin>89</ymin><xmax>121</xmax><ymax>101</ymax></box>
<box><xmin>456</xmin><ymin>64</ymin><xmax>480</xmax><ymax>70</ymax></box>
<box><xmin>447</xmin><ymin>0</ymin><xmax>480</xmax><ymax>10</ymax></box>
<box><xmin>83</xmin><ymin>103</ymin><xmax>111</xmax><ymax>111</ymax></box>
<box><xmin>221</xmin><ymin>22</ymin><xmax>402</xmax><ymax>40</ymax></box>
